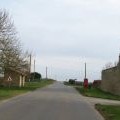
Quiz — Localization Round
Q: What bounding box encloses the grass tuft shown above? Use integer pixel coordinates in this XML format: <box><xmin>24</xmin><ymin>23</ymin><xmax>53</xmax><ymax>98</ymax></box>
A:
<box><xmin>95</xmin><ymin>104</ymin><xmax>120</xmax><ymax>120</ymax></box>
<box><xmin>75</xmin><ymin>87</ymin><xmax>120</xmax><ymax>100</ymax></box>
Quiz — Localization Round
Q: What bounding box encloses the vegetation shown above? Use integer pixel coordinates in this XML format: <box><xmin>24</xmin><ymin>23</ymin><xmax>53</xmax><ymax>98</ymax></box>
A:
<box><xmin>0</xmin><ymin>79</ymin><xmax>55</xmax><ymax>101</ymax></box>
<box><xmin>0</xmin><ymin>9</ymin><xmax>30</xmax><ymax>77</ymax></box>
<box><xmin>64</xmin><ymin>81</ymin><xmax>77</xmax><ymax>86</ymax></box>
<box><xmin>76</xmin><ymin>87</ymin><xmax>120</xmax><ymax>100</ymax></box>
<box><xmin>68</xmin><ymin>79</ymin><xmax>76</xmax><ymax>84</ymax></box>
<box><xmin>65</xmin><ymin>81</ymin><xmax>120</xmax><ymax>100</ymax></box>
<box><xmin>30</xmin><ymin>72</ymin><xmax>42</xmax><ymax>81</ymax></box>
<box><xmin>64</xmin><ymin>81</ymin><xmax>83</xmax><ymax>86</ymax></box>
<box><xmin>95</xmin><ymin>104</ymin><xmax>120</xmax><ymax>120</ymax></box>
<box><xmin>25</xmin><ymin>79</ymin><xmax>55</xmax><ymax>90</ymax></box>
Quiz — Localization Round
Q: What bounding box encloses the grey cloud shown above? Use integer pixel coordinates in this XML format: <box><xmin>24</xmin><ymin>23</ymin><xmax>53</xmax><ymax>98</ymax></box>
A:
<box><xmin>1</xmin><ymin>0</ymin><xmax>120</xmax><ymax>80</ymax></box>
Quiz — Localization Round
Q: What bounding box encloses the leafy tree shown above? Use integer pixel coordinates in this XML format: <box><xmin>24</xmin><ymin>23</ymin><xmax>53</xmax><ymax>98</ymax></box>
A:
<box><xmin>30</xmin><ymin>72</ymin><xmax>42</xmax><ymax>81</ymax></box>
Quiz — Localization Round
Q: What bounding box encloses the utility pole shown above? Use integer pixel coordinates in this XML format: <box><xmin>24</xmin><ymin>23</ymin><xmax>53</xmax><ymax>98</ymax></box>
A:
<box><xmin>85</xmin><ymin>62</ymin><xmax>86</xmax><ymax>79</ymax></box>
<box><xmin>46</xmin><ymin>66</ymin><xmax>48</xmax><ymax>79</ymax></box>
<box><xmin>33</xmin><ymin>59</ymin><xmax>35</xmax><ymax>80</ymax></box>
<box><xmin>29</xmin><ymin>54</ymin><xmax>32</xmax><ymax>82</ymax></box>
<box><xmin>29</xmin><ymin>54</ymin><xmax>32</xmax><ymax>73</ymax></box>
<box><xmin>84</xmin><ymin>62</ymin><xmax>88</xmax><ymax>89</ymax></box>
<box><xmin>34</xmin><ymin>59</ymin><xmax>35</xmax><ymax>73</ymax></box>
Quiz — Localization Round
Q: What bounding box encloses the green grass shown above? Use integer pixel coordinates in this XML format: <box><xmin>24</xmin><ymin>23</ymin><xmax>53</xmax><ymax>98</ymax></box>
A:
<box><xmin>25</xmin><ymin>79</ymin><xmax>55</xmax><ymax>90</ymax></box>
<box><xmin>76</xmin><ymin>87</ymin><xmax>120</xmax><ymax>100</ymax></box>
<box><xmin>95</xmin><ymin>104</ymin><xmax>120</xmax><ymax>120</ymax></box>
<box><xmin>0</xmin><ymin>79</ymin><xmax>55</xmax><ymax>101</ymax></box>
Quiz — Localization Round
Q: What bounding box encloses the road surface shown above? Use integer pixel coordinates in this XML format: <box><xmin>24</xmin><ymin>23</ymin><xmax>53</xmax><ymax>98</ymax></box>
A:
<box><xmin>0</xmin><ymin>82</ymin><xmax>103</xmax><ymax>120</ymax></box>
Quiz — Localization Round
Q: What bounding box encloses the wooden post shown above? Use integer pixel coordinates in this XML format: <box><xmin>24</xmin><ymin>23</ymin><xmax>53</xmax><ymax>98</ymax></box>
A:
<box><xmin>29</xmin><ymin>54</ymin><xmax>32</xmax><ymax>82</ymax></box>
<box><xmin>46</xmin><ymin>67</ymin><xmax>48</xmax><ymax>79</ymax></box>
<box><xmin>33</xmin><ymin>59</ymin><xmax>35</xmax><ymax>80</ymax></box>
<box><xmin>85</xmin><ymin>62</ymin><xmax>86</xmax><ymax>79</ymax></box>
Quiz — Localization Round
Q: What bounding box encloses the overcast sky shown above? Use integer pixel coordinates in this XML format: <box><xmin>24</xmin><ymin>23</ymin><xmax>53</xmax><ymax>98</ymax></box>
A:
<box><xmin>1</xmin><ymin>0</ymin><xmax>120</xmax><ymax>81</ymax></box>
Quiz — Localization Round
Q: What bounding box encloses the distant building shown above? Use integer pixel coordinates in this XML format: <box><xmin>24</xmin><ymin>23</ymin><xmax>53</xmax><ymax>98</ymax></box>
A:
<box><xmin>101</xmin><ymin>55</ymin><xmax>120</xmax><ymax>95</ymax></box>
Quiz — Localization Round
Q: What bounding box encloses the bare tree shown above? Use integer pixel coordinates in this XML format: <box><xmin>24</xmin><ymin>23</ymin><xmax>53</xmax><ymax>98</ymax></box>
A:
<box><xmin>104</xmin><ymin>62</ymin><xmax>113</xmax><ymax>69</ymax></box>
<box><xmin>0</xmin><ymin>10</ymin><xmax>19</xmax><ymax>68</ymax></box>
<box><xmin>114</xmin><ymin>61</ymin><xmax>118</xmax><ymax>67</ymax></box>
<box><xmin>0</xmin><ymin>10</ymin><xmax>30</xmax><ymax>74</ymax></box>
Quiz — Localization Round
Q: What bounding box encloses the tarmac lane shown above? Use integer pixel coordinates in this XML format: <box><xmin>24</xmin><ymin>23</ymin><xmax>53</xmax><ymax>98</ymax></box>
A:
<box><xmin>0</xmin><ymin>82</ymin><xmax>104</xmax><ymax>120</ymax></box>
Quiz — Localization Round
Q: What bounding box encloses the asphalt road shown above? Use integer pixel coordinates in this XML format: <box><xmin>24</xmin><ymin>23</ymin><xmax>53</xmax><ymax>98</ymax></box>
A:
<box><xmin>0</xmin><ymin>82</ymin><xmax>103</xmax><ymax>120</ymax></box>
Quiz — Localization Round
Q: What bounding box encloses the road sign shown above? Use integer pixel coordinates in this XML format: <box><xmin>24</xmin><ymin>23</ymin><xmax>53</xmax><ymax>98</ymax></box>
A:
<box><xmin>8</xmin><ymin>76</ymin><xmax>12</xmax><ymax>81</ymax></box>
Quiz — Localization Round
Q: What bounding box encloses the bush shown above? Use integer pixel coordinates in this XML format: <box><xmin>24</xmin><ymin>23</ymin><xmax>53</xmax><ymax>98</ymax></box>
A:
<box><xmin>69</xmin><ymin>79</ymin><xmax>76</xmax><ymax>84</ymax></box>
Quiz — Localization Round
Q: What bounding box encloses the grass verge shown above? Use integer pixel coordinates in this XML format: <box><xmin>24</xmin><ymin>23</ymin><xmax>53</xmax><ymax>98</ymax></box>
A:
<box><xmin>0</xmin><ymin>79</ymin><xmax>55</xmax><ymax>101</ymax></box>
<box><xmin>75</xmin><ymin>87</ymin><xmax>120</xmax><ymax>101</ymax></box>
<box><xmin>95</xmin><ymin>104</ymin><xmax>120</xmax><ymax>120</ymax></box>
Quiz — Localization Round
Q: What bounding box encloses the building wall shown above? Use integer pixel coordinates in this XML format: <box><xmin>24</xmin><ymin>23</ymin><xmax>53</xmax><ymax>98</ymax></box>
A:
<box><xmin>4</xmin><ymin>69</ymin><xmax>19</xmax><ymax>86</ymax></box>
<box><xmin>101</xmin><ymin>66</ymin><xmax>120</xmax><ymax>95</ymax></box>
<box><xmin>3</xmin><ymin>69</ymin><xmax>25</xmax><ymax>87</ymax></box>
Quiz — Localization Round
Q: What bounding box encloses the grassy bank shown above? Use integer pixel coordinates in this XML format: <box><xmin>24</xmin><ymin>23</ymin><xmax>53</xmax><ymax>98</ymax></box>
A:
<box><xmin>25</xmin><ymin>79</ymin><xmax>55</xmax><ymax>90</ymax></box>
<box><xmin>96</xmin><ymin>104</ymin><xmax>120</xmax><ymax>120</ymax></box>
<box><xmin>75</xmin><ymin>87</ymin><xmax>120</xmax><ymax>100</ymax></box>
<box><xmin>0</xmin><ymin>79</ymin><xmax>55</xmax><ymax>101</ymax></box>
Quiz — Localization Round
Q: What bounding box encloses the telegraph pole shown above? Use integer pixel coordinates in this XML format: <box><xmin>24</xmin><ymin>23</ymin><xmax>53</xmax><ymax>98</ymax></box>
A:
<box><xmin>46</xmin><ymin>67</ymin><xmax>48</xmax><ymax>79</ymax></box>
<box><xmin>29</xmin><ymin>54</ymin><xmax>32</xmax><ymax>82</ymax></box>
<box><xmin>84</xmin><ymin>62</ymin><xmax>88</xmax><ymax>89</ymax></box>
<box><xmin>34</xmin><ymin>59</ymin><xmax>35</xmax><ymax>73</ymax></box>
<box><xmin>33</xmin><ymin>59</ymin><xmax>36</xmax><ymax>80</ymax></box>
<box><xmin>85</xmin><ymin>62</ymin><xmax>86</xmax><ymax>79</ymax></box>
<box><xmin>29</xmin><ymin>54</ymin><xmax>32</xmax><ymax>73</ymax></box>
